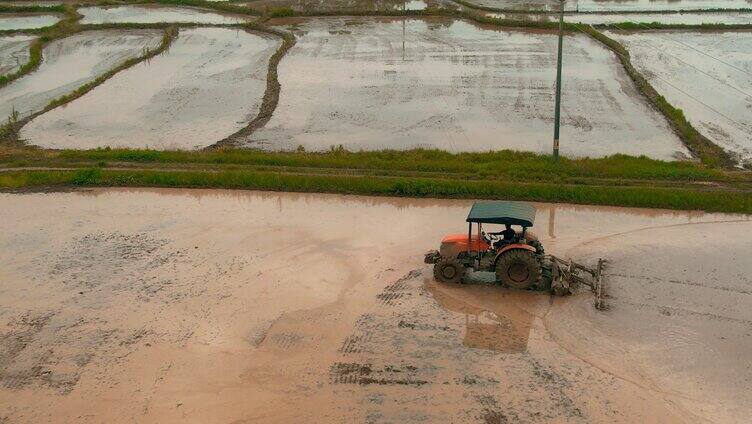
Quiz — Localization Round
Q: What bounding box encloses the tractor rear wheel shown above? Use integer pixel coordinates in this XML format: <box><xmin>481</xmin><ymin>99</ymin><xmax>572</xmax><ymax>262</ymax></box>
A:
<box><xmin>495</xmin><ymin>249</ymin><xmax>542</xmax><ymax>290</ymax></box>
<box><xmin>433</xmin><ymin>258</ymin><xmax>465</xmax><ymax>284</ymax></box>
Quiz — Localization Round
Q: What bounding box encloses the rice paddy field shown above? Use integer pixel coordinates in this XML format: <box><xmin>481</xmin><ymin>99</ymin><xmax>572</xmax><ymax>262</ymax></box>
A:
<box><xmin>0</xmin><ymin>0</ymin><xmax>750</xmax><ymax>165</ymax></box>
<box><xmin>2</xmin><ymin>2</ymin><xmax>752</xmax><ymax>423</ymax></box>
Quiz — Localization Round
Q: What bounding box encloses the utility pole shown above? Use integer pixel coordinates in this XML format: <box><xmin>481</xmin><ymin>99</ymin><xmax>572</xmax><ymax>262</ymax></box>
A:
<box><xmin>553</xmin><ymin>0</ymin><xmax>565</xmax><ymax>160</ymax></box>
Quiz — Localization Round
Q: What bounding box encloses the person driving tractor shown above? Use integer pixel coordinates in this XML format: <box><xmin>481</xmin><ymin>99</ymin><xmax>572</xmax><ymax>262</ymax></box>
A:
<box><xmin>486</xmin><ymin>224</ymin><xmax>517</xmax><ymax>248</ymax></box>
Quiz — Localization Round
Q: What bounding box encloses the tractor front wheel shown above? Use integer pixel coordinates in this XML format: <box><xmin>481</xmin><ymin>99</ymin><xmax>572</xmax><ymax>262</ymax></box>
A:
<box><xmin>495</xmin><ymin>249</ymin><xmax>542</xmax><ymax>290</ymax></box>
<box><xmin>433</xmin><ymin>258</ymin><xmax>465</xmax><ymax>284</ymax></box>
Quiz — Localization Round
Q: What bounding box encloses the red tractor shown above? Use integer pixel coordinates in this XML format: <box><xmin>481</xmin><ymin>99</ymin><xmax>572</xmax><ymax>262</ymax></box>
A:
<box><xmin>425</xmin><ymin>201</ymin><xmax>604</xmax><ymax>301</ymax></box>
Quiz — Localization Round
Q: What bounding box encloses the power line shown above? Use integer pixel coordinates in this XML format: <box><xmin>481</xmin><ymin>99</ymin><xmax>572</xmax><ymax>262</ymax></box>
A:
<box><xmin>636</xmin><ymin>22</ymin><xmax>752</xmax><ymax>78</ymax></box>
<box><xmin>611</xmin><ymin>24</ymin><xmax>752</xmax><ymax>100</ymax></box>
<box><xmin>574</xmin><ymin>23</ymin><xmax>749</xmax><ymax>134</ymax></box>
<box><xmin>651</xmin><ymin>72</ymin><xmax>750</xmax><ymax>133</ymax></box>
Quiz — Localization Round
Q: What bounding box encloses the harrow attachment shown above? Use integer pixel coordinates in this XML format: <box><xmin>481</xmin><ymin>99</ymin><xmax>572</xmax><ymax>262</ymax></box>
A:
<box><xmin>546</xmin><ymin>256</ymin><xmax>607</xmax><ymax>310</ymax></box>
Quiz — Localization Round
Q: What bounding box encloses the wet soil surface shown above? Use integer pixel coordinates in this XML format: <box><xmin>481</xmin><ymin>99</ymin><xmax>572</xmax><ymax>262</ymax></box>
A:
<box><xmin>0</xmin><ymin>34</ymin><xmax>34</xmax><ymax>76</ymax></box>
<box><xmin>0</xmin><ymin>14</ymin><xmax>59</xmax><ymax>31</ymax></box>
<box><xmin>78</xmin><ymin>5</ymin><xmax>252</xmax><ymax>25</ymax></box>
<box><xmin>462</xmin><ymin>0</ymin><xmax>752</xmax><ymax>12</ymax></box>
<box><xmin>22</xmin><ymin>28</ymin><xmax>279</xmax><ymax>150</ymax></box>
<box><xmin>0</xmin><ymin>29</ymin><xmax>162</xmax><ymax>120</ymax></box>
<box><xmin>244</xmin><ymin>17</ymin><xmax>687</xmax><ymax>159</ymax></box>
<box><xmin>0</xmin><ymin>188</ymin><xmax>750</xmax><ymax>423</ymax></box>
<box><xmin>608</xmin><ymin>30</ymin><xmax>752</xmax><ymax>166</ymax></box>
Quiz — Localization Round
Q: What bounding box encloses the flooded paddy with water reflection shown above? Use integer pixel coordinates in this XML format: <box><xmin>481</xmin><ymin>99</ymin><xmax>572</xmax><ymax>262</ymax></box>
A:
<box><xmin>78</xmin><ymin>5</ymin><xmax>252</xmax><ymax>25</ymax></box>
<box><xmin>22</xmin><ymin>28</ymin><xmax>279</xmax><ymax>150</ymax></box>
<box><xmin>243</xmin><ymin>17</ymin><xmax>688</xmax><ymax>159</ymax></box>
<box><xmin>0</xmin><ymin>34</ymin><xmax>34</xmax><ymax>76</ymax></box>
<box><xmin>608</xmin><ymin>30</ymin><xmax>752</xmax><ymax>165</ymax></box>
<box><xmin>462</xmin><ymin>0</ymin><xmax>752</xmax><ymax>12</ymax></box>
<box><xmin>0</xmin><ymin>29</ymin><xmax>162</xmax><ymax>119</ymax></box>
<box><xmin>0</xmin><ymin>14</ymin><xmax>59</xmax><ymax>31</ymax></box>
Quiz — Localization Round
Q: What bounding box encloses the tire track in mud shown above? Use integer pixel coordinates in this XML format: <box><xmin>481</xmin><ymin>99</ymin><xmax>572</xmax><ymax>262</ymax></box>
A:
<box><xmin>210</xmin><ymin>24</ymin><xmax>297</xmax><ymax>148</ymax></box>
<box><xmin>0</xmin><ymin>229</ymin><xmax>250</xmax><ymax>398</ymax></box>
<box><xmin>328</xmin><ymin>268</ymin><xmax>590</xmax><ymax>423</ymax></box>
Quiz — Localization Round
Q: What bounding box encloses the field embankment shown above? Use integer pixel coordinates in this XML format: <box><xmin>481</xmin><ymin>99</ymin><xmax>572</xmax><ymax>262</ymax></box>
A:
<box><xmin>2</xmin><ymin>148</ymin><xmax>751</xmax><ymax>213</ymax></box>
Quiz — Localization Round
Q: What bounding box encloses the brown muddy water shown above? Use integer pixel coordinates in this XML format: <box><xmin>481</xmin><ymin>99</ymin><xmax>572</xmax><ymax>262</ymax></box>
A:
<box><xmin>0</xmin><ymin>34</ymin><xmax>34</xmax><ymax>76</ymax></box>
<box><xmin>22</xmin><ymin>27</ymin><xmax>279</xmax><ymax>150</ymax></box>
<box><xmin>78</xmin><ymin>5</ymin><xmax>252</xmax><ymax>25</ymax></box>
<box><xmin>489</xmin><ymin>10</ymin><xmax>752</xmax><ymax>25</ymax></box>
<box><xmin>244</xmin><ymin>17</ymin><xmax>688</xmax><ymax>160</ymax></box>
<box><xmin>0</xmin><ymin>30</ymin><xmax>162</xmax><ymax>120</ymax></box>
<box><xmin>0</xmin><ymin>14</ymin><xmax>59</xmax><ymax>31</ymax></box>
<box><xmin>463</xmin><ymin>0</ymin><xmax>752</xmax><ymax>12</ymax></box>
<box><xmin>0</xmin><ymin>188</ymin><xmax>749</xmax><ymax>423</ymax></box>
<box><xmin>608</xmin><ymin>30</ymin><xmax>752</xmax><ymax>166</ymax></box>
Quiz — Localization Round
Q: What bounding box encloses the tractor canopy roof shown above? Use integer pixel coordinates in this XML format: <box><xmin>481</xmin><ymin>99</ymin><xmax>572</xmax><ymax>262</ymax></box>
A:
<box><xmin>466</xmin><ymin>201</ymin><xmax>536</xmax><ymax>227</ymax></box>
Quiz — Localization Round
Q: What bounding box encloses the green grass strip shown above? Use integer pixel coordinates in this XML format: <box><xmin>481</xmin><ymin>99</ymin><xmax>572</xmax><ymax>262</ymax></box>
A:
<box><xmin>1</xmin><ymin>168</ymin><xmax>750</xmax><ymax>214</ymax></box>
<box><xmin>16</xmin><ymin>148</ymin><xmax>739</xmax><ymax>182</ymax></box>
<box><xmin>0</xmin><ymin>5</ymin><xmax>66</xmax><ymax>13</ymax></box>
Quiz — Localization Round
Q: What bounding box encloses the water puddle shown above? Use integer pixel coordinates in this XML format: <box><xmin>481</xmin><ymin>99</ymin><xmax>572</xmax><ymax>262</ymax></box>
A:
<box><xmin>78</xmin><ymin>5</ymin><xmax>252</xmax><ymax>25</ymax></box>
<box><xmin>247</xmin><ymin>17</ymin><xmax>687</xmax><ymax>160</ymax></box>
<box><xmin>0</xmin><ymin>34</ymin><xmax>34</xmax><ymax>76</ymax></box>
<box><xmin>0</xmin><ymin>29</ymin><xmax>162</xmax><ymax>120</ymax></box>
<box><xmin>22</xmin><ymin>27</ymin><xmax>280</xmax><ymax>150</ymax></box>
<box><xmin>0</xmin><ymin>14</ymin><xmax>60</xmax><ymax>31</ymax></box>
<box><xmin>607</xmin><ymin>30</ymin><xmax>752</xmax><ymax>165</ymax></box>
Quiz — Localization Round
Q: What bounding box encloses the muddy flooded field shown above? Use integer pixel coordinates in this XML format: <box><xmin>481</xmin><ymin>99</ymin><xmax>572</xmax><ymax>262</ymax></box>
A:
<box><xmin>0</xmin><ymin>188</ymin><xmax>749</xmax><ymax>423</ymax></box>
<box><xmin>243</xmin><ymin>17</ymin><xmax>687</xmax><ymax>159</ymax></box>
<box><xmin>0</xmin><ymin>14</ymin><xmax>59</xmax><ymax>31</ymax></box>
<box><xmin>22</xmin><ymin>28</ymin><xmax>279</xmax><ymax>150</ymax></box>
<box><xmin>608</xmin><ymin>30</ymin><xmax>752</xmax><ymax>165</ymax></box>
<box><xmin>462</xmin><ymin>0</ymin><xmax>752</xmax><ymax>12</ymax></box>
<box><xmin>78</xmin><ymin>5</ymin><xmax>252</xmax><ymax>25</ymax></box>
<box><xmin>0</xmin><ymin>34</ymin><xmax>34</xmax><ymax>76</ymax></box>
<box><xmin>489</xmin><ymin>10</ymin><xmax>752</xmax><ymax>25</ymax></box>
<box><xmin>0</xmin><ymin>29</ymin><xmax>162</xmax><ymax>120</ymax></box>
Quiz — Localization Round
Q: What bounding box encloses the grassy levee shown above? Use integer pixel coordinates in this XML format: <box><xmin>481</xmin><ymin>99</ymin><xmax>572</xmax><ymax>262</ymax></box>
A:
<box><xmin>4</xmin><ymin>148</ymin><xmax>749</xmax><ymax>183</ymax></box>
<box><xmin>40</xmin><ymin>26</ymin><xmax>177</xmax><ymax>112</ymax></box>
<box><xmin>213</xmin><ymin>22</ymin><xmax>296</xmax><ymax>146</ymax></box>
<box><xmin>0</xmin><ymin>5</ymin><xmax>80</xmax><ymax>88</ymax></box>
<box><xmin>0</xmin><ymin>5</ymin><xmax>66</xmax><ymax>14</ymax></box>
<box><xmin>0</xmin><ymin>25</ymin><xmax>178</xmax><ymax>144</ymax></box>
<box><xmin>577</xmin><ymin>24</ymin><xmax>733</xmax><ymax>167</ymax></box>
<box><xmin>1</xmin><ymin>167</ymin><xmax>750</xmax><ymax>213</ymax></box>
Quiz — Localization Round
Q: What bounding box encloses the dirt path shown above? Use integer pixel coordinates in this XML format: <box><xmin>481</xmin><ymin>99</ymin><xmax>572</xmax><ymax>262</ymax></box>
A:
<box><xmin>0</xmin><ymin>188</ymin><xmax>750</xmax><ymax>423</ymax></box>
